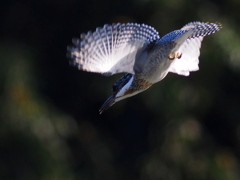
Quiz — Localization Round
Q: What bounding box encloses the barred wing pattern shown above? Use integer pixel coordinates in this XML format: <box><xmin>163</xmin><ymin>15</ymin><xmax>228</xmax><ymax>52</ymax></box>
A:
<box><xmin>169</xmin><ymin>22</ymin><xmax>221</xmax><ymax>76</ymax></box>
<box><xmin>68</xmin><ymin>23</ymin><xmax>160</xmax><ymax>75</ymax></box>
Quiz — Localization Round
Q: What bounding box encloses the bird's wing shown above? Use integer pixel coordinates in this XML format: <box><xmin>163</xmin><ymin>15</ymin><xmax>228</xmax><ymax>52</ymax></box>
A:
<box><xmin>68</xmin><ymin>23</ymin><xmax>160</xmax><ymax>75</ymax></box>
<box><xmin>169</xmin><ymin>22</ymin><xmax>221</xmax><ymax>76</ymax></box>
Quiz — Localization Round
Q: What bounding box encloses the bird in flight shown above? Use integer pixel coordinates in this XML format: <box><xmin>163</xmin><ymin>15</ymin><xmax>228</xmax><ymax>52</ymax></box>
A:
<box><xmin>67</xmin><ymin>22</ymin><xmax>221</xmax><ymax>114</ymax></box>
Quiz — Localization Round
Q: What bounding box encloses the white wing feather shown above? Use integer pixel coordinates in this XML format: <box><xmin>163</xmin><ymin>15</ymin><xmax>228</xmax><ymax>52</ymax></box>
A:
<box><xmin>169</xmin><ymin>37</ymin><xmax>203</xmax><ymax>76</ymax></box>
<box><xmin>169</xmin><ymin>22</ymin><xmax>221</xmax><ymax>76</ymax></box>
<box><xmin>68</xmin><ymin>23</ymin><xmax>160</xmax><ymax>75</ymax></box>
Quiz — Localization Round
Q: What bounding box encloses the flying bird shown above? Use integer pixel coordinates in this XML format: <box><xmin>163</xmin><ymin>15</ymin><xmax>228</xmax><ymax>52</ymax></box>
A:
<box><xmin>67</xmin><ymin>22</ymin><xmax>221</xmax><ymax>114</ymax></box>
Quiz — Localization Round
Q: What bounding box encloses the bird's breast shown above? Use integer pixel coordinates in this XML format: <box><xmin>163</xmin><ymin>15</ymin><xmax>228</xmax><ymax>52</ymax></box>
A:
<box><xmin>124</xmin><ymin>77</ymin><xmax>153</xmax><ymax>96</ymax></box>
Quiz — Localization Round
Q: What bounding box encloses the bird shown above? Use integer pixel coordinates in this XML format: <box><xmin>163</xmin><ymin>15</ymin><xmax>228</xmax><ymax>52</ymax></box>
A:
<box><xmin>67</xmin><ymin>21</ymin><xmax>221</xmax><ymax>114</ymax></box>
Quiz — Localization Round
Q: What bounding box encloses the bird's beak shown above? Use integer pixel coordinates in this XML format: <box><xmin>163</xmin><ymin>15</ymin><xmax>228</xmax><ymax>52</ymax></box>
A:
<box><xmin>99</xmin><ymin>95</ymin><xmax>116</xmax><ymax>114</ymax></box>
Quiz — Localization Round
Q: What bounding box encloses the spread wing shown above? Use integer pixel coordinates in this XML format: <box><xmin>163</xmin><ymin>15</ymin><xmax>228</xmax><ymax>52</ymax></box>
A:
<box><xmin>68</xmin><ymin>23</ymin><xmax>160</xmax><ymax>75</ymax></box>
<box><xmin>169</xmin><ymin>22</ymin><xmax>222</xmax><ymax>76</ymax></box>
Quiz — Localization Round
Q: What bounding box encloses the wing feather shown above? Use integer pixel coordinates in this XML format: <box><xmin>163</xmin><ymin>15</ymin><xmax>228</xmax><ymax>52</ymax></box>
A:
<box><xmin>68</xmin><ymin>23</ymin><xmax>160</xmax><ymax>75</ymax></box>
<box><xmin>169</xmin><ymin>22</ymin><xmax>221</xmax><ymax>76</ymax></box>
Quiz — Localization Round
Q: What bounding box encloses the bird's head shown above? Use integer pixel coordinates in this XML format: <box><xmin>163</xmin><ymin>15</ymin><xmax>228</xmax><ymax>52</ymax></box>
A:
<box><xmin>99</xmin><ymin>73</ymin><xmax>134</xmax><ymax>114</ymax></box>
<box><xmin>99</xmin><ymin>73</ymin><xmax>152</xmax><ymax>114</ymax></box>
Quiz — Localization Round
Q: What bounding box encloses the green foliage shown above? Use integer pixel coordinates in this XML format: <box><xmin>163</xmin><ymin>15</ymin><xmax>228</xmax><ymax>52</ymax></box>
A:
<box><xmin>1</xmin><ymin>0</ymin><xmax>240</xmax><ymax>179</ymax></box>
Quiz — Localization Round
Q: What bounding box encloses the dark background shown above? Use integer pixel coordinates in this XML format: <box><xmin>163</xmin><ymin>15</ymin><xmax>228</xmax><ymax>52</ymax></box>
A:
<box><xmin>1</xmin><ymin>0</ymin><xmax>240</xmax><ymax>179</ymax></box>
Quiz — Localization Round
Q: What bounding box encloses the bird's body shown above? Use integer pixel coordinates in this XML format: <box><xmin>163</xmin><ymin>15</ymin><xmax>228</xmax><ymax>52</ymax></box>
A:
<box><xmin>68</xmin><ymin>22</ymin><xmax>221</xmax><ymax>113</ymax></box>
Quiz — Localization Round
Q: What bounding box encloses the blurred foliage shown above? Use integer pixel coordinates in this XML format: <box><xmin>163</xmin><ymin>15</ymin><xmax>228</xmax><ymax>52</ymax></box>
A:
<box><xmin>1</xmin><ymin>0</ymin><xmax>240</xmax><ymax>180</ymax></box>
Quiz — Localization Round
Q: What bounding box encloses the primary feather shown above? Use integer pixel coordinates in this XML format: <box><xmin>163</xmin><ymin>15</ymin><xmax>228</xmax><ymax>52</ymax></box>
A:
<box><xmin>169</xmin><ymin>22</ymin><xmax>221</xmax><ymax>76</ymax></box>
<box><xmin>68</xmin><ymin>23</ymin><xmax>160</xmax><ymax>75</ymax></box>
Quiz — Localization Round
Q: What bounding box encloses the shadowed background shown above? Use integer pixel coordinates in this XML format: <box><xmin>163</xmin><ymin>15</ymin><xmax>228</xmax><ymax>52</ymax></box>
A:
<box><xmin>1</xmin><ymin>0</ymin><xmax>240</xmax><ymax>179</ymax></box>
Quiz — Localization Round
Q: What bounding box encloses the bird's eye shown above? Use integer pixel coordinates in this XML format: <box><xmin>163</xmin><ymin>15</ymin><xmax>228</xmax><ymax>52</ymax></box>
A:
<box><xmin>168</xmin><ymin>53</ymin><xmax>175</xmax><ymax>60</ymax></box>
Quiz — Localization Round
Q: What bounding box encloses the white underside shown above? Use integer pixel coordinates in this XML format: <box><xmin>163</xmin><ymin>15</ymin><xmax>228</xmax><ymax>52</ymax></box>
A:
<box><xmin>115</xmin><ymin>76</ymin><xmax>134</xmax><ymax>101</ymax></box>
<box><xmin>115</xmin><ymin>75</ymin><xmax>145</xmax><ymax>102</ymax></box>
